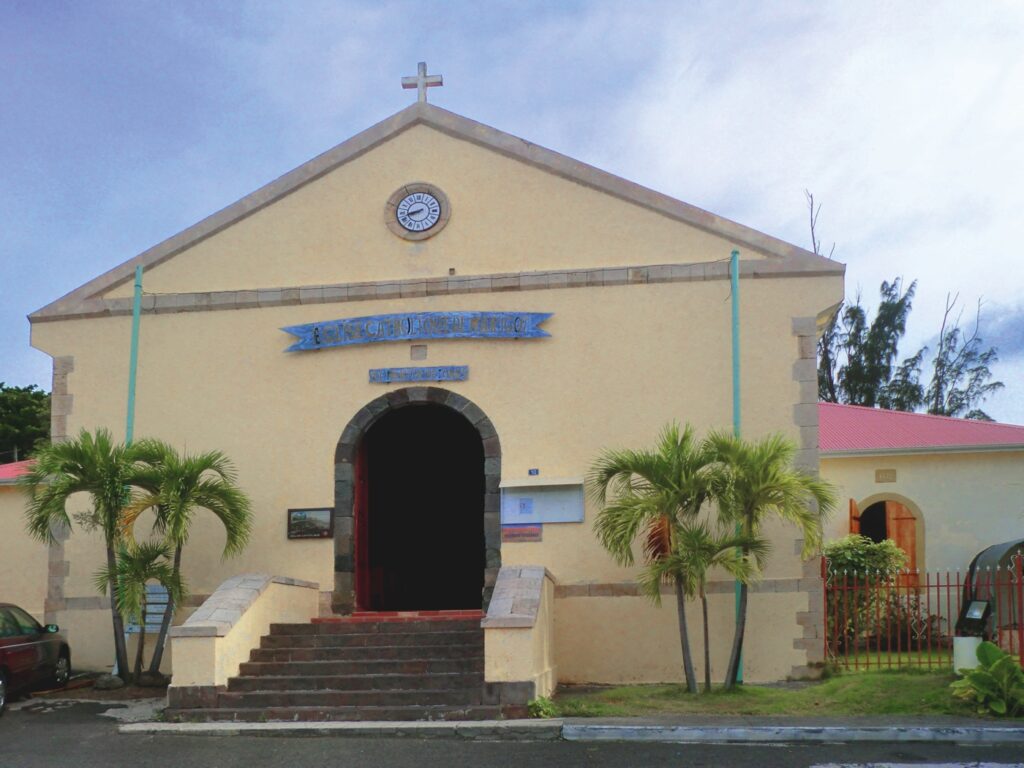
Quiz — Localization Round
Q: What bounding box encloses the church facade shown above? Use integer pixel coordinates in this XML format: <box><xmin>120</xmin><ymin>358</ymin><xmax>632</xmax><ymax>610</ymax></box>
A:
<box><xmin>24</xmin><ymin>101</ymin><xmax>845</xmax><ymax>687</ymax></box>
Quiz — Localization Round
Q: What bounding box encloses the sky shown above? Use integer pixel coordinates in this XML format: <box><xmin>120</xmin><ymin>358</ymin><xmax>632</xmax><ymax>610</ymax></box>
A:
<box><xmin>2</xmin><ymin>0</ymin><xmax>1022</xmax><ymax>423</ymax></box>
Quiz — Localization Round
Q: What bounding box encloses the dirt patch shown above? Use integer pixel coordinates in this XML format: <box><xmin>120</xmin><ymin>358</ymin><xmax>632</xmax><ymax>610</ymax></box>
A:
<box><xmin>32</xmin><ymin>675</ymin><xmax>168</xmax><ymax>702</ymax></box>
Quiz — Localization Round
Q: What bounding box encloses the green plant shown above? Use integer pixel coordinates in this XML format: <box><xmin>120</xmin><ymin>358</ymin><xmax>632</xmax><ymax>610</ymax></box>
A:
<box><xmin>588</xmin><ymin>423</ymin><xmax>716</xmax><ymax>693</ymax></box>
<box><xmin>824</xmin><ymin>535</ymin><xmax>908</xmax><ymax>575</ymax></box>
<box><xmin>94</xmin><ymin>540</ymin><xmax>183</xmax><ymax>681</ymax></box>
<box><xmin>950</xmin><ymin>641</ymin><xmax>1024</xmax><ymax>717</ymax></box>
<box><xmin>122</xmin><ymin>440</ymin><xmax>252</xmax><ymax>676</ymax></box>
<box><xmin>527</xmin><ymin>697</ymin><xmax>558</xmax><ymax>718</ymax></box>
<box><xmin>20</xmin><ymin>429</ymin><xmax>151</xmax><ymax>680</ymax></box>
<box><xmin>640</xmin><ymin>521</ymin><xmax>767</xmax><ymax>692</ymax></box>
<box><xmin>706</xmin><ymin>431</ymin><xmax>838</xmax><ymax>689</ymax></box>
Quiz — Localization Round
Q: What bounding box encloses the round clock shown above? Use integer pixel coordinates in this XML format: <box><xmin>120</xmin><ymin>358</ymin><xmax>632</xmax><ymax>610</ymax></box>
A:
<box><xmin>396</xmin><ymin>191</ymin><xmax>441</xmax><ymax>232</ymax></box>
<box><xmin>385</xmin><ymin>183</ymin><xmax>451</xmax><ymax>241</ymax></box>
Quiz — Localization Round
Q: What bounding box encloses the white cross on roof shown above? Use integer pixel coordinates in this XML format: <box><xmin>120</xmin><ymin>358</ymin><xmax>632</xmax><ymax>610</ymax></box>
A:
<box><xmin>401</xmin><ymin>62</ymin><xmax>443</xmax><ymax>103</ymax></box>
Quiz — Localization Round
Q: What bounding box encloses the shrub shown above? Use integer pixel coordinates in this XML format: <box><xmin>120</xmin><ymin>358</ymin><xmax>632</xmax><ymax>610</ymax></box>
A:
<box><xmin>527</xmin><ymin>696</ymin><xmax>559</xmax><ymax>719</ymax></box>
<box><xmin>824</xmin><ymin>535</ymin><xmax>908</xmax><ymax>575</ymax></box>
<box><xmin>950</xmin><ymin>641</ymin><xmax>1024</xmax><ymax>717</ymax></box>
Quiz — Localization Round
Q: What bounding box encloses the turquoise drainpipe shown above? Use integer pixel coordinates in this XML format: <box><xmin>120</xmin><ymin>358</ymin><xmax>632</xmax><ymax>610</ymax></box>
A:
<box><xmin>730</xmin><ymin>249</ymin><xmax>743</xmax><ymax>683</ymax></box>
<box><xmin>125</xmin><ymin>265</ymin><xmax>143</xmax><ymax>445</ymax></box>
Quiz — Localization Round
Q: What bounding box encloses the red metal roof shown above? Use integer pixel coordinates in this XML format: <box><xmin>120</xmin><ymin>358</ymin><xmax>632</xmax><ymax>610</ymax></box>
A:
<box><xmin>0</xmin><ymin>460</ymin><xmax>32</xmax><ymax>483</ymax></box>
<box><xmin>819</xmin><ymin>403</ymin><xmax>1024</xmax><ymax>454</ymax></box>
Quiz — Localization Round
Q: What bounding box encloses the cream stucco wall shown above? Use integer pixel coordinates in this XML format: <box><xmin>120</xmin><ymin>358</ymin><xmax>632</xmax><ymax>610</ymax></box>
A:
<box><xmin>822</xmin><ymin>450</ymin><xmax>1024</xmax><ymax>572</ymax></box>
<box><xmin>103</xmin><ymin>124</ymin><xmax>768</xmax><ymax>300</ymax></box>
<box><xmin>0</xmin><ymin>485</ymin><xmax>48</xmax><ymax>619</ymax></box>
<box><xmin>28</xmin><ymin>116</ymin><xmax>843</xmax><ymax>683</ymax></box>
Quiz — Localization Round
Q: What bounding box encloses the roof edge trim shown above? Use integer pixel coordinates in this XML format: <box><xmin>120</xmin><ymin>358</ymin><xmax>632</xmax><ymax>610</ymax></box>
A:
<box><xmin>31</xmin><ymin>102</ymin><xmax>843</xmax><ymax>321</ymax></box>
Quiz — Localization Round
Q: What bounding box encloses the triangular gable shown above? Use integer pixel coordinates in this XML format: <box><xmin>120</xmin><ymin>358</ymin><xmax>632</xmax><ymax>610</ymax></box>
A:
<box><xmin>31</xmin><ymin>102</ymin><xmax>842</xmax><ymax>321</ymax></box>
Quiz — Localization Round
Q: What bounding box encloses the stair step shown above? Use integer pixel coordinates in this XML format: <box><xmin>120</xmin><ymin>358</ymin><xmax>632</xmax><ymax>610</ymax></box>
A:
<box><xmin>271</xmin><ymin>619</ymin><xmax>481</xmax><ymax>636</ymax></box>
<box><xmin>227</xmin><ymin>672</ymin><xmax>482</xmax><ymax>692</ymax></box>
<box><xmin>250</xmin><ymin>644</ymin><xmax>484</xmax><ymax>663</ymax></box>
<box><xmin>217</xmin><ymin>688</ymin><xmax>481</xmax><ymax>708</ymax></box>
<box><xmin>166</xmin><ymin>704</ymin><xmax>503</xmax><ymax>723</ymax></box>
<box><xmin>260</xmin><ymin>630</ymin><xmax>482</xmax><ymax>649</ymax></box>
<box><xmin>238</xmin><ymin>658</ymin><xmax>483</xmax><ymax>677</ymax></box>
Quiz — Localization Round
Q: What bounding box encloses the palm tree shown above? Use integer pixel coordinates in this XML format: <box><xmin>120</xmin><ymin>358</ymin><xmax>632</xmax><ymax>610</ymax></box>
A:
<box><xmin>20</xmin><ymin>428</ymin><xmax>145</xmax><ymax>680</ymax></box>
<box><xmin>121</xmin><ymin>440</ymin><xmax>252</xmax><ymax>676</ymax></box>
<box><xmin>706</xmin><ymin>431</ymin><xmax>838</xmax><ymax>689</ymax></box>
<box><xmin>588</xmin><ymin>423</ymin><xmax>715</xmax><ymax>693</ymax></box>
<box><xmin>95</xmin><ymin>540</ymin><xmax>182</xmax><ymax>681</ymax></box>
<box><xmin>641</xmin><ymin>521</ymin><xmax>767</xmax><ymax>691</ymax></box>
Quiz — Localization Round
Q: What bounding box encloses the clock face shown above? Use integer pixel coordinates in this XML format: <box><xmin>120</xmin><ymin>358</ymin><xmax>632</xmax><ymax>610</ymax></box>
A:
<box><xmin>396</xmin><ymin>192</ymin><xmax>441</xmax><ymax>232</ymax></box>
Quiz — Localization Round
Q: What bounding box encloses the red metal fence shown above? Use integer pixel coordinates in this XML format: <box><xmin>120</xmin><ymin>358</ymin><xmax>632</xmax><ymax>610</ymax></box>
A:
<box><xmin>823</xmin><ymin>554</ymin><xmax>1024</xmax><ymax>671</ymax></box>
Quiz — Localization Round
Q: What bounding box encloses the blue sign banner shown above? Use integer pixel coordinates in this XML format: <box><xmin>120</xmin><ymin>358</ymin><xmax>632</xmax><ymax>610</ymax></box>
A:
<box><xmin>369</xmin><ymin>366</ymin><xmax>469</xmax><ymax>384</ymax></box>
<box><xmin>283</xmin><ymin>311</ymin><xmax>552</xmax><ymax>352</ymax></box>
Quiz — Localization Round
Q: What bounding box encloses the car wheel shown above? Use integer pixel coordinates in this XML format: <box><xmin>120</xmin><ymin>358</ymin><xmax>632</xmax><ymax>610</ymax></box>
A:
<box><xmin>53</xmin><ymin>652</ymin><xmax>71</xmax><ymax>688</ymax></box>
<box><xmin>0</xmin><ymin>670</ymin><xmax>7</xmax><ymax>716</ymax></box>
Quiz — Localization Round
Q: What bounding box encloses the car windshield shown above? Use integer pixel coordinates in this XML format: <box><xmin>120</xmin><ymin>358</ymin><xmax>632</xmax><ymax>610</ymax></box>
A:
<box><xmin>0</xmin><ymin>609</ymin><xmax>21</xmax><ymax>638</ymax></box>
<box><xmin>6</xmin><ymin>606</ymin><xmax>41</xmax><ymax>635</ymax></box>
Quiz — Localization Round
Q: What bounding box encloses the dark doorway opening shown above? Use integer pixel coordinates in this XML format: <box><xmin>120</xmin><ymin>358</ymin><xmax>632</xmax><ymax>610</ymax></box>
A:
<box><xmin>357</xmin><ymin>404</ymin><xmax>484</xmax><ymax>611</ymax></box>
<box><xmin>860</xmin><ymin>501</ymin><xmax>887</xmax><ymax>543</ymax></box>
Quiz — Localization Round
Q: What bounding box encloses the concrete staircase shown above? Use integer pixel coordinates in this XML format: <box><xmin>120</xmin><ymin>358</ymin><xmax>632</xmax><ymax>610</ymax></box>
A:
<box><xmin>165</xmin><ymin>612</ymin><xmax>502</xmax><ymax>722</ymax></box>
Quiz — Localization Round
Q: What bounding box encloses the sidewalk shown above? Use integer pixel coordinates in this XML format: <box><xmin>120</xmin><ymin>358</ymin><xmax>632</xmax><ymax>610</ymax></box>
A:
<box><xmin>121</xmin><ymin>713</ymin><xmax>1024</xmax><ymax>744</ymax></box>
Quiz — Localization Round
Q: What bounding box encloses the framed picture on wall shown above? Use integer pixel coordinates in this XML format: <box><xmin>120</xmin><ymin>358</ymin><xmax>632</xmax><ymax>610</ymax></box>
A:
<box><xmin>287</xmin><ymin>508</ymin><xmax>334</xmax><ymax>539</ymax></box>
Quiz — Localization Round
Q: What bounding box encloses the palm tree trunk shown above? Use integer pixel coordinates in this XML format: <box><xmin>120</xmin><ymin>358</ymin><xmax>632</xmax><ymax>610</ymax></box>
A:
<box><xmin>673</xmin><ymin>575</ymin><xmax>697</xmax><ymax>693</ymax></box>
<box><xmin>700</xmin><ymin>585</ymin><xmax>711</xmax><ymax>692</ymax></box>
<box><xmin>147</xmin><ymin>544</ymin><xmax>180</xmax><ymax>676</ymax></box>
<box><xmin>724</xmin><ymin>581</ymin><xmax>748</xmax><ymax>689</ymax></box>
<box><xmin>106</xmin><ymin>544</ymin><xmax>130</xmax><ymax>681</ymax></box>
<box><xmin>134</xmin><ymin>606</ymin><xmax>146</xmax><ymax>682</ymax></box>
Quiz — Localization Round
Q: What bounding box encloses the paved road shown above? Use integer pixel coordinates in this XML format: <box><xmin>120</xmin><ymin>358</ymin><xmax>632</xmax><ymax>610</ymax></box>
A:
<box><xmin>3</xmin><ymin>701</ymin><xmax>1023</xmax><ymax>768</ymax></box>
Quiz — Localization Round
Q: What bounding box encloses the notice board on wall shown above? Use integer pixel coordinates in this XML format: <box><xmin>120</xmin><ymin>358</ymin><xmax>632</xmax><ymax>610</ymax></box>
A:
<box><xmin>499</xmin><ymin>477</ymin><xmax>584</xmax><ymax>526</ymax></box>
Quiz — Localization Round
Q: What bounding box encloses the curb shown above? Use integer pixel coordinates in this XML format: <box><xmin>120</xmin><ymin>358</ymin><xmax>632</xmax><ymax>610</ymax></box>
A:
<box><xmin>119</xmin><ymin>719</ymin><xmax>563</xmax><ymax>740</ymax></box>
<box><xmin>562</xmin><ymin>724</ymin><xmax>1024</xmax><ymax>745</ymax></box>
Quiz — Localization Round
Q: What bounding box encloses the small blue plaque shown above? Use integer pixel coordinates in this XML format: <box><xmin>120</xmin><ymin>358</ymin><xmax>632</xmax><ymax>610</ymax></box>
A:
<box><xmin>369</xmin><ymin>366</ymin><xmax>469</xmax><ymax>384</ymax></box>
<box><xmin>528</xmin><ymin>468</ymin><xmax>540</xmax><ymax>476</ymax></box>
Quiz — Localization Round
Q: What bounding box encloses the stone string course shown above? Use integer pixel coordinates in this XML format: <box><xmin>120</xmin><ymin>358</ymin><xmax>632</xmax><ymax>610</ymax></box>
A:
<box><xmin>170</xmin><ymin>574</ymin><xmax>318</xmax><ymax>638</ymax></box>
<box><xmin>38</xmin><ymin>259</ymin><xmax>840</xmax><ymax>322</ymax></box>
<box><xmin>481</xmin><ymin>566</ymin><xmax>552</xmax><ymax>628</ymax></box>
<box><xmin>552</xmin><ymin>577</ymin><xmax>812</xmax><ymax>599</ymax></box>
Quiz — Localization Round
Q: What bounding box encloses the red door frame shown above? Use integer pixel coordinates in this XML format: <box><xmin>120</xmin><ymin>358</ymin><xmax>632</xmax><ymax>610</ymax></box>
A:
<box><xmin>353</xmin><ymin>442</ymin><xmax>370</xmax><ymax>611</ymax></box>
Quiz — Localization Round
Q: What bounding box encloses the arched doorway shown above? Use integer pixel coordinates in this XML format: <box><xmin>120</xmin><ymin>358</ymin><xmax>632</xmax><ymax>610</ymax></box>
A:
<box><xmin>332</xmin><ymin>388</ymin><xmax>501</xmax><ymax>614</ymax></box>
<box><xmin>361</xmin><ymin>404</ymin><xmax>484</xmax><ymax>610</ymax></box>
<box><xmin>849</xmin><ymin>494</ymin><xmax>925</xmax><ymax>579</ymax></box>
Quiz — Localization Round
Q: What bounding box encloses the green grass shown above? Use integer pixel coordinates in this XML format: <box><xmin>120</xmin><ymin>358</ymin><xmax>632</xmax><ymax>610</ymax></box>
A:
<box><xmin>553</xmin><ymin>670</ymin><xmax>967</xmax><ymax>718</ymax></box>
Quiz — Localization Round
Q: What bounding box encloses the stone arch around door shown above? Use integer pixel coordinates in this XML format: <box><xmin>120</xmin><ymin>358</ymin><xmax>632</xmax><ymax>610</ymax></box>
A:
<box><xmin>331</xmin><ymin>387</ymin><xmax>501</xmax><ymax>615</ymax></box>
<box><xmin>853</xmin><ymin>492</ymin><xmax>927</xmax><ymax>574</ymax></box>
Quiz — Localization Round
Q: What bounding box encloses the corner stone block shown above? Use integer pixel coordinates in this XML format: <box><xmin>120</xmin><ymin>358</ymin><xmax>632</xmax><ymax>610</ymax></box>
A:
<box><xmin>793</xmin><ymin>402</ymin><xmax>819</xmax><ymax>427</ymax></box>
<box><xmin>792</xmin><ymin>358</ymin><xmax>817</xmax><ymax>383</ymax></box>
<box><xmin>791</xmin><ymin>316</ymin><xmax>818</xmax><ymax>336</ymax></box>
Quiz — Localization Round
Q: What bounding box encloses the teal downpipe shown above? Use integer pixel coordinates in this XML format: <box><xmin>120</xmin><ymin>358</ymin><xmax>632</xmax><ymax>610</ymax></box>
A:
<box><xmin>730</xmin><ymin>249</ymin><xmax>743</xmax><ymax>683</ymax></box>
<box><xmin>125</xmin><ymin>265</ymin><xmax>143</xmax><ymax>445</ymax></box>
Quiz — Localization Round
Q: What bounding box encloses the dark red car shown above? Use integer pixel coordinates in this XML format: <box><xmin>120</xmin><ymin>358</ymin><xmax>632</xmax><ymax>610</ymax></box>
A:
<box><xmin>0</xmin><ymin>603</ymin><xmax>70</xmax><ymax>714</ymax></box>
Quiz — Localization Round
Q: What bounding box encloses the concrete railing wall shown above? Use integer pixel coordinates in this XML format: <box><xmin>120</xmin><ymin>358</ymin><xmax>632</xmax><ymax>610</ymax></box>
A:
<box><xmin>482</xmin><ymin>565</ymin><xmax>557</xmax><ymax>699</ymax></box>
<box><xmin>168</xmin><ymin>574</ymin><xmax>319</xmax><ymax>691</ymax></box>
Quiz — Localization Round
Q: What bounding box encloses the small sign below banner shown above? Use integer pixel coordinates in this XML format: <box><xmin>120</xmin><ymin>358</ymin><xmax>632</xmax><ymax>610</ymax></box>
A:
<box><xmin>283</xmin><ymin>311</ymin><xmax>552</xmax><ymax>352</ymax></box>
<box><xmin>502</xmin><ymin>524</ymin><xmax>543</xmax><ymax>543</ymax></box>
<box><xmin>369</xmin><ymin>366</ymin><xmax>469</xmax><ymax>384</ymax></box>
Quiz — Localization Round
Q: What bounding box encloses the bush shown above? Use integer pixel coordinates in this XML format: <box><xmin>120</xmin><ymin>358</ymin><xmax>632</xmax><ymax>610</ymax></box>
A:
<box><xmin>950</xmin><ymin>641</ymin><xmax>1024</xmax><ymax>717</ymax></box>
<box><xmin>824</xmin><ymin>535</ymin><xmax>908</xmax><ymax>575</ymax></box>
<box><xmin>527</xmin><ymin>696</ymin><xmax>559</xmax><ymax>719</ymax></box>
